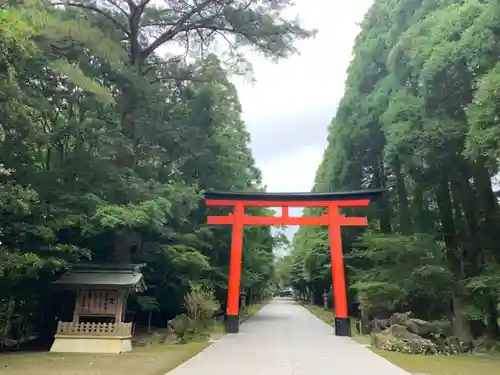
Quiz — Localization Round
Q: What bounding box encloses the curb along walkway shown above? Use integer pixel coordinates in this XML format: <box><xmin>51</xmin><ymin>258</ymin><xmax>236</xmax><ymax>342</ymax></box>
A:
<box><xmin>167</xmin><ymin>298</ymin><xmax>410</xmax><ymax>375</ymax></box>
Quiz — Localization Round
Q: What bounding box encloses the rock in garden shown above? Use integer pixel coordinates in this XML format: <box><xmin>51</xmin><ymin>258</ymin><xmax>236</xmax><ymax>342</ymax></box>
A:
<box><xmin>168</xmin><ymin>313</ymin><xmax>193</xmax><ymax>338</ymax></box>
<box><xmin>428</xmin><ymin>320</ymin><xmax>453</xmax><ymax>337</ymax></box>
<box><xmin>371</xmin><ymin>324</ymin><xmax>438</xmax><ymax>355</ymax></box>
<box><xmin>371</xmin><ymin>317</ymin><xmax>391</xmax><ymax>332</ymax></box>
<box><xmin>163</xmin><ymin>333</ymin><xmax>181</xmax><ymax>345</ymax></box>
<box><xmin>405</xmin><ymin>318</ymin><xmax>433</xmax><ymax>336</ymax></box>
<box><xmin>390</xmin><ymin>311</ymin><xmax>413</xmax><ymax>326</ymax></box>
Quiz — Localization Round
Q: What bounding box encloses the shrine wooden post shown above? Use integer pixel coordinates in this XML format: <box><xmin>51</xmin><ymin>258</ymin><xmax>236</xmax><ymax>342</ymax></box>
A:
<box><xmin>205</xmin><ymin>189</ymin><xmax>383</xmax><ymax>335</ymax></box>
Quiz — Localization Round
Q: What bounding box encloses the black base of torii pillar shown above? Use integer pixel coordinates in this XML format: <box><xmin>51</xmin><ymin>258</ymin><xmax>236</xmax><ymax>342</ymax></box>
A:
<box><xmin>335</xmin><ymin>317</ymin><xmax>352</xmax><ymax>336</ymax></box>
<box><xmin>224</xmin><ymin>314</ymin><xmax>240</xmax><ymax>334</ymax></box>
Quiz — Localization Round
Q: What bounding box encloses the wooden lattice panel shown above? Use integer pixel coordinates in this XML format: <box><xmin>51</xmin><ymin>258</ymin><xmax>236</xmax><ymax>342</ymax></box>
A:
<box><xmin>76</xmin><ymin>290</ymin><xmax>119</xmax><ymax>316</ymax></box>
<box><xmin>56</xmin><ymin>321</ymin><xmax>132</xmax><ymax>336</ymax></box>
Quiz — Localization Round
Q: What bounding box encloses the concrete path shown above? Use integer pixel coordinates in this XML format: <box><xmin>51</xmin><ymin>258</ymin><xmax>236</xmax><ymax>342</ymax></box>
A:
<box><xmin>168</xmin><ymin>298</ymin><xmax>410</xmax><ymax>375</ymax></box>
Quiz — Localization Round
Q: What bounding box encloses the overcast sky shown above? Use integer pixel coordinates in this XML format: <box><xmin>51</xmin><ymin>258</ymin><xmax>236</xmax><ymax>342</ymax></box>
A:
<box><xmin>231</xmin><ymin>0</ymin><xmax>374</xmax><ymax>244</ymax></box>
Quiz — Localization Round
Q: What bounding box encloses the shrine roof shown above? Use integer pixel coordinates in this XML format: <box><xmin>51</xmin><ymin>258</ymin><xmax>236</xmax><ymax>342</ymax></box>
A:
<box><xmin>204</xmin><ymin>188</ymin><xmax>384</xmax><ymax>202</ymax></box>
<box><xmin>54</xmin><ymin>263</ymin><xmax>146</xmax><ymax>292</ymax></box>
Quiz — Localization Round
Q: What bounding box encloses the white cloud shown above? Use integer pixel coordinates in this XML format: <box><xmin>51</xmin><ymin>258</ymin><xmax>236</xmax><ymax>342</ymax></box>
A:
<box><xmin>231</xmin><ymin>0</ymin><xmax>374</xmax><ymax>241</ymax></box>
<box><xmin>261</xmin><ymin>145</ymin><xmax>324</xmax><ymax>244</ymax></box>
<box><xmin>259</xmin><ymin>145</ymin><xmax>323</xmax><ymax>193</ymax></box>
<box><xmin>233</xmin><ymin>0</ymin><xmax>374</xmax><ymax>121</ymax></box>
<box><xmin>233</xmin><ymin>0</ymin><xmax>374</xmax><ymax>183</ymax></box>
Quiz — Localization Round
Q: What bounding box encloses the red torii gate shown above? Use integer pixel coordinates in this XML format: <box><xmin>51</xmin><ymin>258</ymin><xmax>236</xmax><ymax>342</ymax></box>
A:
<box><xmin>205</xmin><ymin>189</ymin><xmax>383</xmax><ymax>336</ymax></box>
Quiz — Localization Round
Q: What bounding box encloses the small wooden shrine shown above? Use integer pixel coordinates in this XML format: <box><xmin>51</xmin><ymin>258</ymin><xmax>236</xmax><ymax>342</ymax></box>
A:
<box><xmin>50</xmin><ymin>263</ymin><xmax>146</xmax><ymax>354</ymax></box>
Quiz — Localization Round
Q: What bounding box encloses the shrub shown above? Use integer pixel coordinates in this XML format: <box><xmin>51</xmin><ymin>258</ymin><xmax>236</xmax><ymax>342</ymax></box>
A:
<box><xmin>184</xmin><ymin>283</ymin><xmax>220</xmax><ymax>330</ymax></box>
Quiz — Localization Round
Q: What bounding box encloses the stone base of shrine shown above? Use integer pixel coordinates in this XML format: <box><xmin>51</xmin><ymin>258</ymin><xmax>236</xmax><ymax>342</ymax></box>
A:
<box><xmin>50</xmin><ymin>335</ymin><xmax>133</xmax><ymax>354</ymax></box>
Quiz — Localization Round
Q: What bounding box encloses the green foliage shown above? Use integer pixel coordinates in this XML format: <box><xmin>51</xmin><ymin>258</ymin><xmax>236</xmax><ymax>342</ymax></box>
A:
<box><xmin>137</xmin><ymin>296</ymin><xmax>160</xmax><ymax>313</ymax></box>
<box><xmin>274</xmin><ymin>255</ymin><xmax>293</xmax><ymax>289</ymax></box>
<box><xmin>184</xmin><ymin>283</ymin><xmax>220</xmax><ymax>329</ymax></box>
<box><xmin>0</xmin><ymin>0</ymin><xmax>311</xmax><ymax>347</ymax></box>
<box><xmin>291</xmin><ymin>0</ymin><xmax>500</xmax><ymax>343</ymax></box>
<box><xmin>466</xmin><ymin>265</ymin><xmax>500</xmax><ymax>295</ymax></box>
<box><xmin>349</xmin><ymin>232</ymin><xmax>453</xmax><ymax>316</ymax></box>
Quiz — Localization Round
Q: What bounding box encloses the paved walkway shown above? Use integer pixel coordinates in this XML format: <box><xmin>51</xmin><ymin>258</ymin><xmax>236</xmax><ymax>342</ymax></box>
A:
<box><xmin>168</xmin><ymin>298</ymin><xmax>410</xmax><ymax>375</ymax></box>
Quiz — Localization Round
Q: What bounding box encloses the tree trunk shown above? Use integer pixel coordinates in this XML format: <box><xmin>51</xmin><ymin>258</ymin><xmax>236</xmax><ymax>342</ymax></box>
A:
<box><xmin>148</xmin><ymin>311</ymin><xmax>153</xmax><ymax>333</ymax></box>
<box><xmin>435</xmin><ymin>171</ymin><xmax>473</xmax><ymax>342</ymax></box>
<box><xmin>373</xmin><ymin>160</ymin><xmax>392</xmax><ymax>233</ymax></box>
<box><xmin>486</xmin><ymin>296</ymin><xmax>500</xmax><ymax>339</ymax></box>
<box><xmin>451</xmin><ymin>285</ymin><xmax>473</xmax><ymax>342</ymax></box>
<box><xmin>1</xmin><ymin>298</ymin><xmax>15</xmax><ymax>348</ymax></box>
<box><xmin>359</xmin><ymin>304</ymin><xmax>371</xmax><ymax>334</ymax></box>
<box><xmin>451</xmin><ymin>165</ymin><xmax>481</xmax><ymax>274</ymax></box>
<box><xmin>474</xmin><ymin>160</ymin><xmax>500</xmax><ymax>261</ymax></box>
<box><xmin>393</xmin><ymin>160</ymin><xmax>412</xmax><ymax>234</ymax></box>
<box><xmin>412</xmin><ymin>183</ymin><xmax>430</xmax><ymax>233</ymax></box>
<box><xmin>113</xmin><ymin>230</ymin><xmax>131</xmax><ymax>264</ymax></box>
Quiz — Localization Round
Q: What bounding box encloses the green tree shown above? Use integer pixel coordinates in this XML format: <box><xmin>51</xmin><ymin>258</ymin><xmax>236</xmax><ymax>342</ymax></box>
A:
<box><xmin>292</xmin><ymin>0</ymin><xmax>500</xmax><ymax>342</ymax></box>
<box><xmin>0</xmin><ymin>0</ymin><xmax>306</xmax><ymax>346</ymax></box>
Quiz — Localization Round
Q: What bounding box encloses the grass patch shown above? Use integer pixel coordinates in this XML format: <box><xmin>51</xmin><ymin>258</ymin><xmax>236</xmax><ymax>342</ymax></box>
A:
<box><xmin>211</xmin><ymin>320</ymin><xmax>225</xmax><ymax>334</ymax></box>
<box><xmin>375</xmin><ymin>350</ymin><xmax>500</xmax><ymax>375</ymax></box>
<box><xmin>0</xmin><ymin>342</ymin><xmax>208</xmax><ymax>375</ymax></box>
<box><xmin>302</xmin><ymin>303</ymin><xmax>500</xmax><ymax>375</ymax></box>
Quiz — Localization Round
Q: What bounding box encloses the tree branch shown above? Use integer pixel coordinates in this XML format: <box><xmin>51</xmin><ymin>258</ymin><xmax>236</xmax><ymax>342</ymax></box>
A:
<box><xmin>139</xmin><ymin>0</ymin><xmax>214</xmax><ymax>59</ymax></box>
<box><xmin>138</xmin><ymin>0</ymin><xmax>152</xmax><ymax>7</ymax></box>
<box><xmin>55</xmin><ymin>2</ymin><xmax>131</xmax><ymax>37</ymax></box>
<box><xmin>102</xmin><ymin>0</ymin><xmax>129</xmax><ymax>16</ymax></box>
